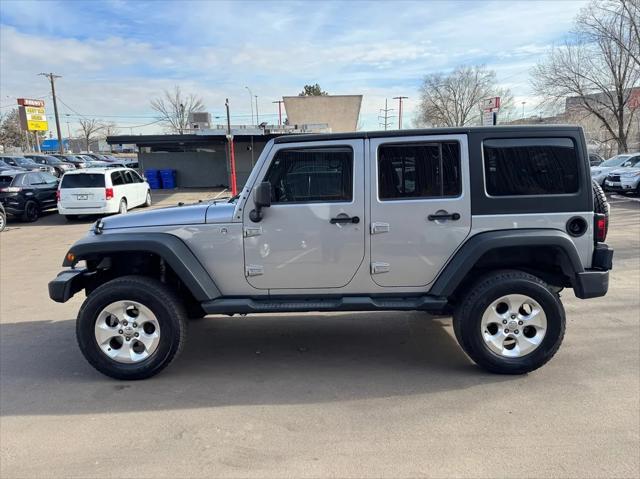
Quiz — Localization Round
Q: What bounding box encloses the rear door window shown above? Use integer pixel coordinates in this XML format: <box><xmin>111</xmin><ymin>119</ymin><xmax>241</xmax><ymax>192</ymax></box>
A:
<box><xmin>123</xmin><ymin>171</ymin><xmax>136</xmax><ymax>184</ymax></box>
<box><xmin>378</xmin><ymin>142</ymin><xmax>461</xmax><ymax>200</ymax></box>
<box><xmin>483</xmin><ymin>138</ymin><xmax>579</xmax><ymax>196</ymax></box>
<box><xmin>61</xmin><ymin>174</ymin><xmax>106</xmax><ymax>188</ymax></box>
<box><xmin>111</xmin><ymin>171</ymin><xmax>125</xmax><ymax>186</ymax></box>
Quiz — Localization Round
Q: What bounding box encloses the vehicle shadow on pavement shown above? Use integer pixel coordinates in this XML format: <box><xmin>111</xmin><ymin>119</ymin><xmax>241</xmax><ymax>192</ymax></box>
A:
<box><xmin>0</xmin><ymin>312</ymin><xmax>517</xmax><ymax>416</ymax></box>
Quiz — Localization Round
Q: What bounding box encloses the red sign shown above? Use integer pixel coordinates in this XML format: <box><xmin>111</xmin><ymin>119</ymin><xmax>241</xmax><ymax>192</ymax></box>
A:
<box><xmin>481</xmin><ymin>97</ymin><xmax>501</xmax><ymax>111</ymax></box>
<box><xmin>17</xmin><ymin>98</ymin><xmax>45</xmax><ymax>108</ymax></box>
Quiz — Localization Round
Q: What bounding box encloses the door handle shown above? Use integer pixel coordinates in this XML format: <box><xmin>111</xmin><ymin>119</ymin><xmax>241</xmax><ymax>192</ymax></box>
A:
<box><xmin>428</xmin><ymin>212</ymin><xmax>460</xmax><ymax>221</ymax></box>
<box><xmin>330</xmin><ymin>215</ymin><xmax>360</xmax><ymax>224</ymax></box>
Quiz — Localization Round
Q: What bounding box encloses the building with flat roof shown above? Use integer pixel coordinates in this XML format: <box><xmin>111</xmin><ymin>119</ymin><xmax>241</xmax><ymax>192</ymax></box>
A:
<box><xmin>283</xmin><ymin>95</ymin><xmax>362</xmax><ymax>133</ymax></box>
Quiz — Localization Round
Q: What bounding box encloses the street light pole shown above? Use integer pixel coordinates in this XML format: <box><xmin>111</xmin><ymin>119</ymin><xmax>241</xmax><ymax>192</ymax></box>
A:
<box><xmin>254</xmin><ymin>95</ymin><xmax>259</xmax><ymax>125</ymax></box>
<box><xmin>244</xmin><ymin>86</ymin><xmax>254</xmax><ymax>125</ymax></box>
<box><xmin>39</xmin><ymin>73</ymin><xmax>64</xmax><ymax>153</ymax></box>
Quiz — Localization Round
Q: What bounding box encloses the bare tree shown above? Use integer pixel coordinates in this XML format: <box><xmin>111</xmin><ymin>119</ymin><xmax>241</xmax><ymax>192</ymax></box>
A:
<box><xmin>416</xmin><ymin>65</ymin><xmax>513</xmax><ymax>127</ymax></box>
<box><xmin>77</xmin><ymin>118</ymin><xmax>103</xmax><ymax>152</ymax></box>
<box><xmin>532</xmin><ymin>0</ymin><xmax>640</xmax><ymax>153</ymax></box>
<box><xmin>150</xmin><ymin>85</ymin><xmax>205</xmax><ymax>134</ymax></box>
<box><xmin>101</xmin><ymin>122</ymin><xmax>120</xmax><ymax>152</ymax></box>
<box><xmin>578</xmin><ymin>0</ymin><xmax>640</xmax><ymax>68</ymax></box>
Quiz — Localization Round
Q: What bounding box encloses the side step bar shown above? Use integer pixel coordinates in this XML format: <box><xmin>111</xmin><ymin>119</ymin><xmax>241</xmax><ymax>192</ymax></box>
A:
<box><xmin>201</xmin><ymin>295</ymin><xmax>449</xmax><ymax>315</ymax></box>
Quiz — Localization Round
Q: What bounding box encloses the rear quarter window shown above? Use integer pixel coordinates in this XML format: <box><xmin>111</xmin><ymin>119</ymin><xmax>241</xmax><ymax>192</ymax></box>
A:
<box><xmin>483</xmin><ymin>138</ymin><xmax>579</xmax><ymax>196</ymax></box>
<box><xmin>61</xmin><ymin>174</ymin><xmax>106</xmax><ymax>188</ymax></box>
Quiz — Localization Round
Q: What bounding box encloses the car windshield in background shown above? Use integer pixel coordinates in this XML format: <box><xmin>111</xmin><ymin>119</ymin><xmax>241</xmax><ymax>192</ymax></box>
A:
<box><xmin>620</xmin><ymin>157</ymin><xmax>640</xmax><ymax>167</ymax></box>
<box><xmin>600</xmin><ymin>155</ymin><xmax>631</xmax><ymax>167</ymax></box>
<box><xmin>13</xmin><ymin>157</ymin><xmax>38</xmax><ymax>166</ymax></box>
<box><xmin>60</xmin><ymin>174</ymin><xmax>106</xmax><ymax>188</ymax></box>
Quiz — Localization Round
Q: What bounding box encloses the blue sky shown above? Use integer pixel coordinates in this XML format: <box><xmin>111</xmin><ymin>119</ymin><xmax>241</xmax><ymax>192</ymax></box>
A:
<box><xmin>0</xmin><ymin>0</ymin><xmax>588</xmax><ymax>133</ymax></box>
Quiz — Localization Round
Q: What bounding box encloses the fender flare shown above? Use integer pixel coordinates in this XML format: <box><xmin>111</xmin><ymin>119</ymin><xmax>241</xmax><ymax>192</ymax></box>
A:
<box><xmin>63</xmin><ymin>232</ymin><xmax>221</xmax><ymax>301</ymax></box>
<box><xmin>429</xmin><ymin>229</ymin><xmax>585</xmax><ymax>297</ymax></box>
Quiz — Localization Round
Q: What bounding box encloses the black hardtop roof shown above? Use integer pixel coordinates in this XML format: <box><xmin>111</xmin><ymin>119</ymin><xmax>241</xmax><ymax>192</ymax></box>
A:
<box><xmin>273</xmin><ymin>125</ymin><xmax>583</xmax><ymax>144</ymax></box>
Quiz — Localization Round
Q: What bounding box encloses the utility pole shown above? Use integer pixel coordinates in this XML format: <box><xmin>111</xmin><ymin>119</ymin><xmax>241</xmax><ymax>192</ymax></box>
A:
<box><xmin>254</xmin><ymin>95</ymin><xmax>259</xmax><ymax>125</ymax></box>
<box><xmin>378</xmin><ymin>99</ymin><xmax>395</xmax><ymax>131</ymax></box>
<box><xmin>272</xmin><ymin>100</ymin><xmax>284</xmax><ymax>127</ymax></box>
<box><xmin>521</xmin><ymin>101</ymin><xmax>526</xmax><ymax>119</ymax></box>
<box><xmin>393</xmin><ymin>96</ymin><xmax>408</xmax><ymax>129</ymax></box>
<box><xmin>39</xmin><ymin>73</ymin><xmax>64</xmax><ymax>153</ymax></box>
<box><xmin>244</xmin><ymin>86</ymin><xmax>254</xmax><ymax>125</ymax></box>
<box><xmin>225</xmin><ymin>99</ymin><xmax>237</xmax><ymax>196</ymax></box>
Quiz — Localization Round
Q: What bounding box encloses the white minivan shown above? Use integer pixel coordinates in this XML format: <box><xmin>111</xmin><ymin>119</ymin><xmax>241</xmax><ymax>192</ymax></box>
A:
<box><xmin>57</xmin><ymin>167</ymin><xmax>151</xmax><ymax>219</ymax></box>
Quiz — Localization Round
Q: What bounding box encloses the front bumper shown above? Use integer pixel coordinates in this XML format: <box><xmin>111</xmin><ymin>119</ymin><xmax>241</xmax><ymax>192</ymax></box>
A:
<box><xmin>604</xmin><ymin>178</ymin><xmax>639</xmax><ymax>191</ymax></box>
<box><xmin>573</xmin><ymin>243</ymin><xmax>613</xmax><ymax>299</ymax></box>
<box><xmin>48</xmin><ymin>269</ymin><xmax>88</xmax><ymax>303</ymax></box>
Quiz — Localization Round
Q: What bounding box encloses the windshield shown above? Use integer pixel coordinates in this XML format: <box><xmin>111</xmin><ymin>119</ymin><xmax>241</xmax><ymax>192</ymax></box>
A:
<box><xmin>620</xmin><ymin>156</ymin><xmax>640</xmax><ymax>168</ymax></box>
<box><xmin>13</xmin><ymin>157</ymin><xmax>38</xmax><ymax>166</ymax></box>
<box><xmin>61</xmin><ymin>173</ymin><xmax>106</xmax><ymax>188</ymax></box>
<box><xmin>600</xmin><ymin>155</ymin><xmax>631</xmax><ymax>167</ymax></box>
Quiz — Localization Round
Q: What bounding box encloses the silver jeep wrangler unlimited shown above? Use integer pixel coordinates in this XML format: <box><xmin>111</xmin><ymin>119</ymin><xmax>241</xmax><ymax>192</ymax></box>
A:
<box><xmin>49</xmin><ymin>126</ymin><xmax>613</xmax><ymax>379</ymax></box>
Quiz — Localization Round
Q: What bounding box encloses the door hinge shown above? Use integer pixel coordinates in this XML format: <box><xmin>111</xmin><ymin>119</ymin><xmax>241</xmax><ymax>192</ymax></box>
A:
<box><xmin>246</xmin><ymin>264</ymin><xmax>264</xmax><ymax>277</ymax></box>
<box><xmin>370</xmin><ymin>222</ymin><xmax>390</xmax><ymax>235</ymax></box>
<box><xmin>371</xmin><ymin>262</ymin><xmax>390</xmax><ymax>274</ymax></box>
<box><xmin>244</xmin><ymin>226</ymin><xmax>262</xmax><ymax>237</ymax></box>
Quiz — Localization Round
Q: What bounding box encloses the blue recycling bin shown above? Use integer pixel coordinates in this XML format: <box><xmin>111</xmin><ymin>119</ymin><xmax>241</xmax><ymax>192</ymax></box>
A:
<box><xmin>144</xmin><ymin>169</ymin><xmax>162</xmax><ymax>190</ymax></box>
<box><xmin>160</xmin><ymin>169</ymin><xmax>176</xmax><ymax>189</ymax></box>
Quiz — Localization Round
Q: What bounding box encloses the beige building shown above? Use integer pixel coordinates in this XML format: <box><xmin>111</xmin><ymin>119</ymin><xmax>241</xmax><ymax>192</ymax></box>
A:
<box><xmin>283</xmin><ymin>95</ymin><xmax>362</xmax><ymax>133</ymax></box>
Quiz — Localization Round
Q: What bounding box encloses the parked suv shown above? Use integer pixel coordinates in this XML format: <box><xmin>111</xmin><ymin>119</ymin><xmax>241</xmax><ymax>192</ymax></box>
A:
<box><xmin>57</xmin><ymin>167</ymin><xmax>151</xmax><ymax>220</ymax></box>
<box><xmin>1</xmin><ymin>155</ymin><xmax>56</xmax><ymax>175</ymax></box>
<box><xmin>49</xmin><ymin>126</ymin><xmax>613</xmax><ymax>380</ymax></box>
<box><xmin>0</xmin><ymin>171</ymin><xmax>59</xmax><ymax>221</ymax></box>
<box><xmin>603</xmin><ymin>154</ymin><xmax>640</xmax><ymax>194</ymax></box>
<box><xmin>24</xmin><ymin>154</ymin><xmax>75</xmax><ymax>177</ymax></box>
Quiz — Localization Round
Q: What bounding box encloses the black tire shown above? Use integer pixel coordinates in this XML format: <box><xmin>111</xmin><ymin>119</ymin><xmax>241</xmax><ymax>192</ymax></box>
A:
<box><xmin>0</xmin><ymin>210</ymin><xmax>5</xmax><ymax>232</ymax></box>
<box><xmin>592</xmin><ymin>180</ymin><xmax>609</xmax><ymax>216</ymax></box>
<box><xmin>143</xmin><ymin>190</ymin><xmax>152</xmax><ymax>207</ymax></box>
<box><xmin>118</xmin><ymin>198</ymin><xmax>127</xmax><ymax>215</ymax></box>
<box><xmin>21</xmin><ymin>200</ymin><xmax>39</xmax><ymax>222</ymax></box>
<box><xmin>76</xmin><ymin>275</ymin><xmax>187</xmax><ymax>380</ymax></box>
<box><xmin>65</xmin><ymin>215</ymin><xmax>80</xmax><ymax>221</ymax></box>
<box><xmin>453</xmin><ymin>270</ymin><xmax>566</xmax><ymax>375</ymax></box>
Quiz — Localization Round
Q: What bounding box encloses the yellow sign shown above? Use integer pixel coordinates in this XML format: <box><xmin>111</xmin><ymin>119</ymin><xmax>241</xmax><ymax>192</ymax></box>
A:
<box><xmin>27</xmin><ymin>119</ymin><xmax>49</xmax><ymax>131</ymax></box>
<box><xmin>17</xmin><ymin>98</ymin><xmax>49</xmax><ymax>131</ymax></box>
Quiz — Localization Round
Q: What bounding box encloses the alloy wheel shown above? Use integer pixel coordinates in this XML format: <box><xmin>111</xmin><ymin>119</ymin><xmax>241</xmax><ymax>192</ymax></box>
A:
<box><xmin>94</xmin><ymin>300</ymin><xmax>161</xmax><ymax>363</ymax></box>
<box><xmin>480</xmin><ymin>294</ymin><xmax>547</xmax><ymax>358</ymax></box>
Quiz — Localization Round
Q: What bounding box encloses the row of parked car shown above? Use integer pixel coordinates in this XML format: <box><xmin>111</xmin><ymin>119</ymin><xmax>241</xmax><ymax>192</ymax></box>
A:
<box><xmin>0</xmin><ymin>154</ymin><xmax>148</xmax><ymax>229</ymax></box>
<box><xmin>590</xmin><ymin>152</ymin><xmax>640</xmax><ymax>194</ymax></box>
<box><xmin>0</xmin><ymin>153</ymin><xmax>138</xmax><ymax>177</ymax></box>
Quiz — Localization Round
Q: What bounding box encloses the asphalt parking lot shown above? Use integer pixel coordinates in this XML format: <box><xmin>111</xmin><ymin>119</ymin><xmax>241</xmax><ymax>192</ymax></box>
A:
<box><xmin>1</xmin><ymin>192</ymin><xmax>638</xmax><ymax>478</ymax></box>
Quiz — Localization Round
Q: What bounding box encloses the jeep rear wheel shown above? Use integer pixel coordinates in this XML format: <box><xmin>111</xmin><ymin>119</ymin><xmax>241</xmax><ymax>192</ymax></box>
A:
<box><xmin>76</xmin><ymin>275</ymin><xmax>187</xmax><ymax>380</ymax></box>
<box><xmin>453</xmin><ymin>270</ymin><xmax>565</xmax><ymax>374</ymax></box>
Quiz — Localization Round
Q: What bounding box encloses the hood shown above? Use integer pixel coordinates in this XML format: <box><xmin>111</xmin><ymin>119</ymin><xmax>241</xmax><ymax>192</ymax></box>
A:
<box><xmin>609</xmin><ymin>166</ymin><xmax>640</xmax><ymax>175</ymax></box>
<box><xmin>101</xmin><ymin>201</ymin><xmax>236</xmax><ymax>230</ymax></box>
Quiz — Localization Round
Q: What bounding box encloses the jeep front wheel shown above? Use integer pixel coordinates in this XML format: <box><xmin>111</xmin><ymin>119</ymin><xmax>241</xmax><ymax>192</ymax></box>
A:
<box><xmin>453</xmin><ymin>270</ymin><xmax>565</xmax><ymax>374</ymax></box>
<box><xmin>76</xmin><ymin>275</ymin><xmax>187</xmax><ymax>380</ymax></box>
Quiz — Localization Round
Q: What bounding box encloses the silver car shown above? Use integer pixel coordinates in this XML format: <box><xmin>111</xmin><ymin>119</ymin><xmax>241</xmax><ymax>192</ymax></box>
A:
<box><xmin>591</xmin><ymin>153</ymin><xmax>638</xmax><ymax>185</ymax></box>
<box><xmin>603</xmin><ymin>155</ymin><xmax>640</xmax><ymax>194</ymax></box>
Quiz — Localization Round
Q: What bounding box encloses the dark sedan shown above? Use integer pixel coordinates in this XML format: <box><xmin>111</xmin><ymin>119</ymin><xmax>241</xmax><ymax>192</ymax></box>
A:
<box><xmin>0</xmin><ymin>171</ymin><xmax>59</xmax><ymax>221</ymax></box>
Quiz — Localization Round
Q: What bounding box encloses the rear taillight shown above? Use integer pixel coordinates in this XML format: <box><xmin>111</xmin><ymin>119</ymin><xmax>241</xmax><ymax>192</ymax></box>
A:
<box><xmin>0</xmin><ymin>187</ymin><xmax>22</xmax><ymax>193</ymax></box>
<box><xmin>595</xmin><ymin>213</ymin><xmax>608</xmax><ymax>242</ymax></box>
<box><xmin>105</xmin><ymin>187</ymin><xmax>114</xmax><ymax>200</ymax></box>
<box><xmin>56</xmin><ymin>190</ymin><xmax>61</xmax><ymax>202</ymax></box>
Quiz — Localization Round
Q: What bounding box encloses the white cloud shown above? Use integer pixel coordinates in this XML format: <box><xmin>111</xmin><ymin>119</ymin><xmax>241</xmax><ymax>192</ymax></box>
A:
<box><xmin>0</xmin><ymin>0</ymin><xmax>589</xmax><ymax>131</ymax></box>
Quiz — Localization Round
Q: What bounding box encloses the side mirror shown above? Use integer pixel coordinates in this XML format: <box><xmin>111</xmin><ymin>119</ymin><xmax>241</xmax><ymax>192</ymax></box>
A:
<box><xmin>249</xmin><ymin>181</ymin><xmax>271</xmax><ymax>222</ymax></box>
